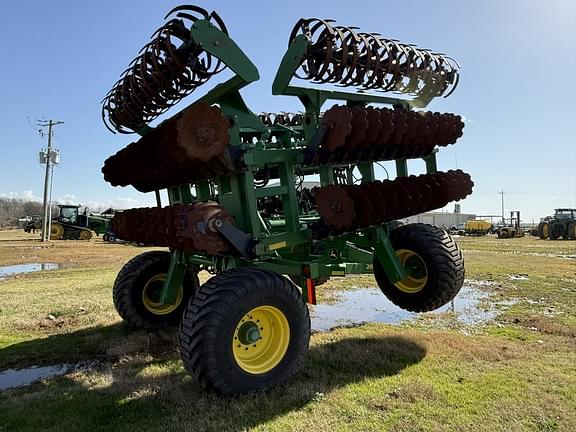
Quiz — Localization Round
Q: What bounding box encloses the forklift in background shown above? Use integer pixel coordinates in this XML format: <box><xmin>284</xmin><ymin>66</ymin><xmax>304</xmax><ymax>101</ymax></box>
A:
<box><xmin>497</xmin><ymin>211</ymin><xmax>525</xmax><ymax>239</ymax></box>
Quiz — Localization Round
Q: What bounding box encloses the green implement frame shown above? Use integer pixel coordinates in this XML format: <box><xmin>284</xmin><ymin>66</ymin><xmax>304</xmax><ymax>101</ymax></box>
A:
<box><xmin>137</xmin><ymin>18</ymin><xmax>441</xmax><ymax>306</ymax></box>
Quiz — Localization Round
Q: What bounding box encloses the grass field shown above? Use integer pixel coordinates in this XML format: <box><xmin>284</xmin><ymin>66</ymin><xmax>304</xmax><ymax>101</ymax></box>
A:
<box><xmin>0</xmin><ymin>230</ymin><xmax>575</xmax><ymax>432</ymax></box>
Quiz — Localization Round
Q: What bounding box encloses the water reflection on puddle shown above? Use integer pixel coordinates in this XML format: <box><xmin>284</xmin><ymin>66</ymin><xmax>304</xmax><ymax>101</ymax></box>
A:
<box><xmin>0</xmin><ymin>263</ymin><xmax>60</xmax><ymax>280</ymax></box>
<box><xmin>0</xmin><ymin>365</ymin><xmax>73</xmax><ymax>391</ymax></box>
<box><xmin>311</xmin><ymin>284</ymin><xmax>508</xmax><ymax>332</ymax></box>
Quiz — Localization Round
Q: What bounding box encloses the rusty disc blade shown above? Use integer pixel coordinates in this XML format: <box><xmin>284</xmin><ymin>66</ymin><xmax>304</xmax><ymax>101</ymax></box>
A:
<box><xmin>343</xmin><ymin>184</ymin><xmax>373</xmax><ymax>226</ymax></box>
<box><xmin>362</xmin><ymin>107</ymin><xmax>382</xmax><ymax>150</ymax></box>
<box><xmin>360</xmin><ymin>182</ymin><xmax>388</xmax><ymax>223</ymax></box>
<box><xmin>343</xmin><ymin>106</ymin><xmax>369</xmax><ymax>152</ymax></box>
<box><xmin>176</xmin><ymin>103</ymin><xmax>230</xmax><ymax>162</ymax></box>
<box><xmin>321</xmin><ymin>106</ymin><xmax>352</xmax><ymax>152</ymax></box>
<box><xmin>314</xmin><ymin>185</ymin><xmax>355</xmax><ymax>230</ymax></box>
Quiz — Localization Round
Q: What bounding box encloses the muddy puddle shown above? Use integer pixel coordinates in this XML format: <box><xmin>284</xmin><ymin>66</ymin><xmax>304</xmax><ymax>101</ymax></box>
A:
<box><xmin>0</xmin><ymin>363</ymin><xmax>91</xmax><ymax>391</ymax></box>
<box><xmin>311</xmin><ymin>283</ymin><xmax>512</xmax><ymax>332</ymax></box>
<box><xmin>0</xmin><ymin>263</ymin><xmax>60</xmax><ymax>281</ymax></box>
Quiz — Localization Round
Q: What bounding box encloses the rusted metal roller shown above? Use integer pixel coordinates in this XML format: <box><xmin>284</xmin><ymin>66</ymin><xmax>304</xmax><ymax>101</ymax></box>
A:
<box><xmin>173</xmin><ymin>103</ymin><xmax>230</xmax><ymax>162</ymax></box>
<box><xmin>320</xmin><ymin>105</ymin><xmax>353</xmax><ymax>152</ymax></box>
<box><xmin>361</xmin><ymin>107</ymin><xmax>382</xmax><ymax>151</ymax></box>
<box><xmin>102</xmin><ymin>5</ymin><xmax>229</xmax><ymax>133</ymax></box>
<box><xmin>102</xmin><ymin>103</ymin><xmax>238</xmax><ymax>192</ymax></box>
<box><xmin>399</xmin><ymin>111</ymin><xmax>420</xmax><ymax>146</ymax></box>
<box><xmin>372</xmin><ymin>108</ymin><xmax>395</xmax><ymax>158</ymax></box>
<box><xmin>430</xmin><ymin>172</ymin><xmax>458</xmax><ymax>207</ymax></box>
<box><xmin>447</xmin><ymin>170</ymin><xmax>474</xmax><ymax>198</ymax></box>
<box><xmin>363</xmin><ymin>182</ymin><xmax>392</xmax><ymax>223</ymax></box>
<box><xmin>399</xmin><ymin>175</ymin><xmax>429</xmax><ymax>215</ymax></box>
<box><xmin>427</xmin><ymin>176</ymin><xmax>450</xmax><ymax>210</ymax></box>
<box><xmin>413</xmin><ymin>112</ymin><xmax>440</xmax><ymax>154</ymax></box>
<box><xmin>445</xmin><ymin>170</ymin><xmax>469</xmax><ymax>200</ymax></box>
<box><xmin>440</xmin><ymin>114</ymin><xmax>465</xmax><ymax>145</ymax></box>
<box><xmin>393</xmin><ymin>177</ymin><xmax>422</xmax><ymax>217</ymax></box>
<box><xmin>314</xmin><ymin>185</ymin><xmax>355</xmax><ymax>230</ymax></box>
<box><xmin>343</xmin><ymin>185</ymin><xmax>373</xmax><ymax>226</ymax></box>
<box><xmin>381</xmin><ymin>179</ymin><xmax>412</xmax><ymax>220</ymax></box>
<box><xmin>113</xmin><ymin>203</ymin><xmax>235</xmax><ymax>255</ymax></box>
<box><xmin>415</xmin><ymin>175</ymin><xmax>440</xmax><ymax>212</ymax></box>
<box><xmin>343</xmin><ymin>106</ymin><xmax>369</xmax><ymax>152</ymax></box>
<box><xmin>389</xmin><ymin>109</ymin><xmax>408</xmax><ymax>150</ymax></box>
<box><xmin>172</xmin><ymin>205</ymin><xmax>198</xmax><ymax>251</ymax></box>
<box><xmin>397</xmin><ymin>111</ymin><xmax>426</xmax><ymax>158</ymax></box>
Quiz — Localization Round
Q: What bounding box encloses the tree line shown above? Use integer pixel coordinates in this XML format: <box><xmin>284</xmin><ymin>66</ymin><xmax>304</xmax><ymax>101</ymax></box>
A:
<box><xmin>0</xmin><ymin>198</ymin><xmax>56</xmax><ymax>228</ymax></box>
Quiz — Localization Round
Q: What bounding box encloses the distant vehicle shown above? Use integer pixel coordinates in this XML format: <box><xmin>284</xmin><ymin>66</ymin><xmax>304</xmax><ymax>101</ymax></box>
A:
<box><xmin>23</xmin><ymin>214</ymin><xmax>42</xmax><ymax>233</ymax></box>
<box><xmin>537</xmin><ymin>208</ymin><xmax>576</xmax><ymax>240</ymax></box>
<box><xmin>49</xmin><ymin>205</ymin><xmax>113</xmax><ymax>240</ymax></box>
<box><xmin>449</xmin><ymin>223</ymin><xmax>466</xmax><ymax>235</ymax></box>
<box><xmin>497</xmin><ymin>211</ymin><xmax>525</xmax><ymax>239</ymax></box>
<box><xmin>464</xmin><ymin>220</ymin><xmax>492</xmax><ymax>236</ymax></box>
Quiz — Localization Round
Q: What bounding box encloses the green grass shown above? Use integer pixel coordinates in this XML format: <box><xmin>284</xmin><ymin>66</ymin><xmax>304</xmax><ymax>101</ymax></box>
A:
<box><xmin>0</xmin><ymin>235</ymin><xmax>575</xmax><ymax>431</ymax></box>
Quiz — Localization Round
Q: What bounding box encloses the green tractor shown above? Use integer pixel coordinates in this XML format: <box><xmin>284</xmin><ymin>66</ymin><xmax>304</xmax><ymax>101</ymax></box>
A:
<box><xmin>50</xmin><ymin>205</ymin><xmax>112</xmax><ymax>240</ymax></box>
<box><xmin>537</xmin><ymin>209</ymin><xmax>576</xmax><ymax>240</ymax></box>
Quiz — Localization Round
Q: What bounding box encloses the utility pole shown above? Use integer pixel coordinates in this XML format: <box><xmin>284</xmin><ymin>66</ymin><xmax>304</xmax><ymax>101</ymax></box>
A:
<box><xmin>499</xmin><ymin>190</ymin><xmax>505</xmax><ymax>224</ymax></box>
<box><xmin>39</xmin><ymin>120</ymin><xmax>64</xmax><ymax>241</ymax></box>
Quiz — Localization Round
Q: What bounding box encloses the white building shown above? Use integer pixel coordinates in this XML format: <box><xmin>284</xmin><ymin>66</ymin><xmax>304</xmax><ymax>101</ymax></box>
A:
<box><xmin>401</xmin><ymin>211</ymin><xmax>476</xmax><ymax>228</ymax></box>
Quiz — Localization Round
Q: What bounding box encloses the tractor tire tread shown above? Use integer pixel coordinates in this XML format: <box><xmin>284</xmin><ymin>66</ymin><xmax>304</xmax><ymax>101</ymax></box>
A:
<box><xmin>179</xmin><ymin>268</ymin><xmax>310</xmax><ymax>395</ymax></box>
<box><xmin>374</xmin><ymin>223</ymin><xmax>464</xmax><ymax>312</ymax></box>
<box><xmin>113</xmin><ymin>251</ymin><xmax>198</xmax><ymax>329</ymax></box>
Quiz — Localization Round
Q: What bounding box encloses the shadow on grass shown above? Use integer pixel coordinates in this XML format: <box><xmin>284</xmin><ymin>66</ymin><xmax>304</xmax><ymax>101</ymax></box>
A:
<box><xmin>0</xmin><ymin>325</ymin><xmax>426</xmax><ymax>432</ymax></box>
<box><xmin>0</xmin><ymin>323</ymin><xmax>176</xmax><ymax>369</ymax></box>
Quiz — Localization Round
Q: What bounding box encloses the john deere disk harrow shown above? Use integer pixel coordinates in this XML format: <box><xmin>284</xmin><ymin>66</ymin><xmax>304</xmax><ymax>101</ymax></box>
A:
<box><xmin>102</xmin><ymin>5</ymin><xmax>471</xmax><ymax>395</ymax></box>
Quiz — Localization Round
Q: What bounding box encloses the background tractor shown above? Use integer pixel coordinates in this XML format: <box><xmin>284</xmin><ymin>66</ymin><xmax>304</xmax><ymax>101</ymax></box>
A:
<box><xmin>49</xmin><ymin>205</ymin><xmax>113</xmax><ymax>240</ymax></box>
<box><xmin>23</xmin><ymin>214</ymin><xmax>42</xmax><ymax>233</ymax></box>
<box><xmin>538</xmin><ymin>209</ymin><xmax>576</xmax><ymax>240</ymax></box>
<box><xmin>101</xmin><ymin>5</ymin><xmax>471</xmax><ymax>396</ymax></box>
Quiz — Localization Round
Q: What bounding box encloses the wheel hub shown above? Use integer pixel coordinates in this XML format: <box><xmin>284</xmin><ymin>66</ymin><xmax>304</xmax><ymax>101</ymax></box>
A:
<box><xmin>232</xmin><ymin>306</ymin><xmax>290</xmax><ymax>375</ymax></box>
<box><xmin>237</xmin><ymin>321</ymin><xmax>261</xmax><ymax>345</ymax></box>
<box><xmin>141</xmin><ymin>273</ymin><xmax>183</xmax><ymax>315</ymax></box>
<box><xmin>394</xmin><ymin>249</ymin><xmax>428</xmax><ymax>294</ymax></box>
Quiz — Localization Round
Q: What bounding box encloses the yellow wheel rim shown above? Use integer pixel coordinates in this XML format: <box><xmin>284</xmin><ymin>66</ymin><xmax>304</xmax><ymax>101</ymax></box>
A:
<box><xmin>232</xmin><ymin>306</ymin><xmax>290</xmax><ymax>375</ymax></box>
<box><xmin>80</xmin><ymin>230</ymin><xmax>92</xmax><ymax>241</ymax></box>
<box><xmin>394</xmin><ymin>249</ymin><xmax>428</xmax><ymax>294</ymax></box>
<box><xmin>50</xmin><ymin>223</ymin><xmax>64</xmax><ymax>240</ymax></box>
<box><xmin>542</xmin><ymin>224</ymin><xmax>549</xmax><ymax>237</ymax></box>
<box><xmin>141</xmin><ymin>273</ymin><xmax>183</xmax><ymax>315</ymax></box>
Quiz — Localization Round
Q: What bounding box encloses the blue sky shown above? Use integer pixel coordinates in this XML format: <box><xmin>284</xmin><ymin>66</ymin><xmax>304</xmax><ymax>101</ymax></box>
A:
<box><xmin>0</xmin><ymin>0</ymin><xmax>574</xmax><ymax>223</ymax></box>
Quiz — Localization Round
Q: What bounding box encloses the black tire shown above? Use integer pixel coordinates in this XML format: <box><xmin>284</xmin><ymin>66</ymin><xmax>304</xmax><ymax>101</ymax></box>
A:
<box><xmin>179</xmin><ymin>268</ymin><xmax>310</xmax><ymax>395</ymax></box>
<box><xmin>374</xmin><ymin>223</ymin><xmax>464</xmax><ymax>312</ymax></box>
<box><xmin>549</xmin><ymin>224</ymin><xmax>563</xmax><ymax>240</ymax></box>
<box><xmin>108</xmin><ymin>234</ymin><xmax>117</xmax><ymax>242</ymax></box>
<box><xmin>113</xmin><ymin>251</ymin><xmax>199</xmax><ymax>329</ymax></box>
<box><xmin>537</xmin><ymin>222</ymin><xmax>549</xmax><ymax>239</ymax></box>
<box><xmin>103</xmin><ymin>233</ymin><xmax>109</xmax><ymax>242</ymax></box>
<box><xmin>568</xmin><ymin>223</ymin><xmax>576</xmax><ymax>240</ymax></box>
